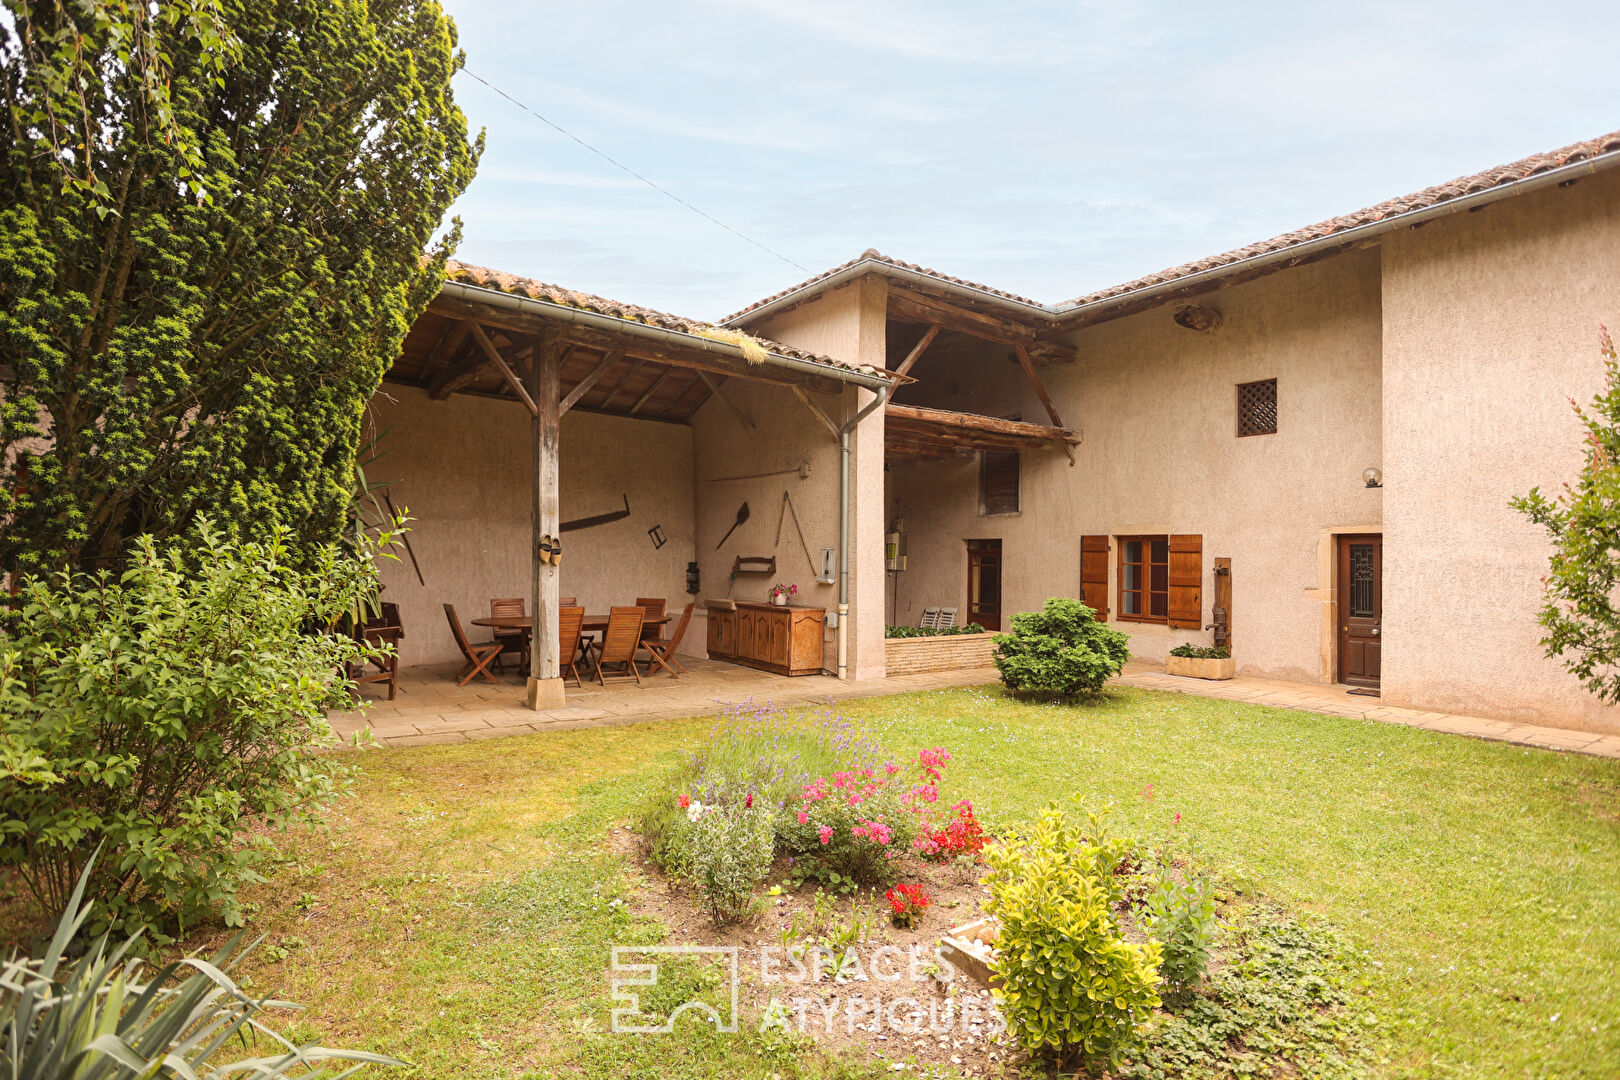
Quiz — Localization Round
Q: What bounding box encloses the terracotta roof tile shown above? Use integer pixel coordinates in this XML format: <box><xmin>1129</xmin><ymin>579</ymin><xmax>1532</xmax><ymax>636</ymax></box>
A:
<box><xmin>1060</xmin><ymin>129</ymin><xmax>1620</xmax><ymax>307</ymax></box>
<box><xmin>443</xmin><ymin>260</ymin><xmax>885</xmax><ymax>377</ymax></box>
<box><xmin>722</xmin><ymin>130</ymin><xmax>1620</xmax><ymax>324</ymax></box>
<box><xmin>722</xmin><ymin>248</ymin><xmax>1046</xmax><ymax>325</ymax></box>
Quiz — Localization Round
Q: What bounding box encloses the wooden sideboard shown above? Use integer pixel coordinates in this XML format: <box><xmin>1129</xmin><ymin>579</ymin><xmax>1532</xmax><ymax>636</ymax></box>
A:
<box><xmin>706</xmin><ymin>602</ymin><xmax>826</xmax><ymax>676</ymax></box>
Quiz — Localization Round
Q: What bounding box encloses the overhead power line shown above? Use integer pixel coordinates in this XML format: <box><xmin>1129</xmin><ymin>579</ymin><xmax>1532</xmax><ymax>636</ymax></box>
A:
<box><xmin>460</xmin><ymin>68</ymin><xmax>811</xmax><ymax>274</ymax></box>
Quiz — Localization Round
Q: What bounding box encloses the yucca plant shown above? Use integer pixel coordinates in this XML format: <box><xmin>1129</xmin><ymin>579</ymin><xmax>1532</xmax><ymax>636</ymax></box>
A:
<box><xmin>0</xmin><ymin>855</ymin><xmax>401</xmax><ymax>1078</ymax></box>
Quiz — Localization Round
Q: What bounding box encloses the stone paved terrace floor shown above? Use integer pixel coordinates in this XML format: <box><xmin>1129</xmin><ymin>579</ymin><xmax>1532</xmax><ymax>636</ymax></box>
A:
<box><xmin>330</xmin><ymin>658</ymin><xmax>1620</xmax><ymax>759</ymax></box>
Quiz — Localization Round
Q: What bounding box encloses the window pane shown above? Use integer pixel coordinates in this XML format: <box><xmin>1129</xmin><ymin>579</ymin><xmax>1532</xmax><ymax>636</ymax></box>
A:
<box><xmin>1125</xmin><ymin>540</ymin><xmax>1142</xmax><ymax>564</ymax></box>
<box><xmin>1124</xmin><ymin>591</ymin><xmax>1141</xmax><ymax>615</ymax></box>
<box><xmin>1124</xmin><ymin>564</ymin><xmax>1141</xmax><ymax>592</ymax></box>
<box><xmin>1350</xmin><ymin>544</ymin><xmax>1375</xmax><ymax>618</ymax></box>
<box><xmin>1150</xmin><ymin>539</ymin><xmax>1168</xmax><ymax>564</ymax></box>
<box><xmin>1150</xmin><ymin>562</ymin><xmax>1167</xmax><ymax>593</ymax></box>
<box><xmin>1149</xmin><ymin>590</ymin><xmax>1167</xmax><ymax>617</ymax></box>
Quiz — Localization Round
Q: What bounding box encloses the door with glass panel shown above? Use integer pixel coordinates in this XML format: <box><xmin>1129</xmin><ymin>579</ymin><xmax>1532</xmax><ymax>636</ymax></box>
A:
<box><xmin>1336</xmin><ymin>534</ymin><xmax>1382</xmax><ymax>688</ymax></box>
<box><xmin>966</xmin><ymin>540</ymin><xmax>1002</xmax><ymax>631</ymax></box>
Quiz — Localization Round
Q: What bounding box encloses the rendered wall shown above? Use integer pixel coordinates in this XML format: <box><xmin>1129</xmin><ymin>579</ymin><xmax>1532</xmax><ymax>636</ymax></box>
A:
<box><xmin>746</xmin><ymin>280</ymin><xmax>890</xmax><ymax>678</ymax></box>
<box><xmin>370</xmin><ymin>386</ymin><xmax>696</xmax><ymax>667</ymax></box>
<box><xmin>1381</xmin><ymin>170</ymin><xmax>1620</xmax><ymax>733</ymax></box>
<box><xmin>888</xmin><ymin>249</ymin><xmax>1385</xmax><ymax>682</ymax></box>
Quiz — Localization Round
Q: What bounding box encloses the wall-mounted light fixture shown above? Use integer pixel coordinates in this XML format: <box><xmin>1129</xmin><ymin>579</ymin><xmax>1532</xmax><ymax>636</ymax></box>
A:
<box><xmin>1363</xmin><ymin>467</ymin><xmax>1383</xmax><ymax>489</ymax></box>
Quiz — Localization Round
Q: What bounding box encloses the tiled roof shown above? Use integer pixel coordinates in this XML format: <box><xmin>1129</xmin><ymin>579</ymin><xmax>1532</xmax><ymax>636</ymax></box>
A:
<box><xmin>442</xmin><ymin>260</ymin><xmax>886</xmax><ymax>377</ymax></box>
<box><xmin>723</xmin><ymin>130</ymin><xmax>1620</xmax><ymax>324</ymax></box>
<box><xmin>722</xmin><ymin>249</ymin><xmax>1047</xmax><ymax>324</ymax></box>
<box><xmin>1061</xmin><ymin>129</ymin><xmax>1620</xmax><ymax>307</ymax></box>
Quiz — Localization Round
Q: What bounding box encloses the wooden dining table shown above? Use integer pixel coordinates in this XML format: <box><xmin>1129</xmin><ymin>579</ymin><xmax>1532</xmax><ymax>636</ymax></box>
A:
<box><xmin>471</xmin><ymin>613</ymin><xmax>671</xmax><ymax>634</ymax></box>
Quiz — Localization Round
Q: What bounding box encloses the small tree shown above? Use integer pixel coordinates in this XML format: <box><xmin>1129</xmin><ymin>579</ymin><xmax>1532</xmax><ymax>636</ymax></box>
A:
<box><xmin>0</xmin><ymin>520</ymin><xmax>387</xmax><ymax>939</ymax></box>
<box><xmin>993</xmin><ymin>597</ymin><xmax>1132</xmax><ymax>698</ymax></box>
<box><xmin>0</xmin><ymin>0</ymin><xmax>480</xmax><ymax>576</ymax></box>
<box><xmin>1512</xmin><ymin>326</ymin><xmax>1620</xmax><ymax>704</ymax></box>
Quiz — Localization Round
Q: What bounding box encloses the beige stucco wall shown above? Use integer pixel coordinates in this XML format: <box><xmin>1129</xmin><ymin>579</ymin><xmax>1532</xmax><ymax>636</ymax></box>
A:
<box><xmin>1381</xmin><ymin>169</ymin><xmax>1620</xmax><ymax>732</ymax></box>
<box><xmin>747</xmin><ymin>279</ymin><xmax>890</xmax><ymax>678</ymax></box>
<box><xmin>369</xmin><ymin>386</ymin><xmax>697</xmax><ymax>667</ymax></box>
<box><xmin>888</xmin><ymin>248</ymin><xmax>1385</xmax><ymax>682</ymax></box>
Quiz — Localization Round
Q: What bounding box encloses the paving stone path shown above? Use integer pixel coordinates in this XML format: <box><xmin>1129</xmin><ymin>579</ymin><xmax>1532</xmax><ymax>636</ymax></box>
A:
<box><xmin>329</xmin><ymin>659</ymin><xmax>1620</xmax><ymax>760</ymax></box>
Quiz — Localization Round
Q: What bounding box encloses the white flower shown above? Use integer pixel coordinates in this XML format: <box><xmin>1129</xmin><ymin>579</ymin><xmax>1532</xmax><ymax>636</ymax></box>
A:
<box><xmin>686</xmin><ymin>800</ymin><xmax>704</xmax><ymax>822</ymax></box>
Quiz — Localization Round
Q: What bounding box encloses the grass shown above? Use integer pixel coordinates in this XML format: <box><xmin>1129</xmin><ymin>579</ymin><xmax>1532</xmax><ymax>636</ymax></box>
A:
<box><xmin>204</xmin><ymin>685</ymin><xmax>1618</xmax><ymax>1078</ymax></box>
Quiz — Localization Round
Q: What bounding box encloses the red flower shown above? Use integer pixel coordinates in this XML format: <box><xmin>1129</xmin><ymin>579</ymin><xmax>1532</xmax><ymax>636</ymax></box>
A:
<box><xmin>678</xmin><ymin>793</ymin><xmax>691</xmax><ymax>809</ymax></box>
<box><xmin>746</xmin><ymin>792</ymin><xmax>754</xmax><ymax>808</ymax></box>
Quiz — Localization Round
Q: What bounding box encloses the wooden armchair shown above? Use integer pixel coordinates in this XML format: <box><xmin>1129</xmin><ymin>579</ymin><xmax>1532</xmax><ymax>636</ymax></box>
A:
<box><xmin>489</xmin><ymin>597</ymin><xmax>528</xmax><ymax>672</ymax></box>
<box><xmin>443</xmin><ymin>603</ymin><xmax>503</xmax><ymax>686</ymax></box>
<box><xmin>639</xmin><ymin>601</ymin><xmax>693</xmax><ymax>678</ymax></box>
<box><xmin>559</xmin><ymin>606</ymin><xmax>588</xmax><ymax>687</ymax></box>
<box><xmin>349</xmin><ymin>602</ymin><xmax>403</xmax><ymax>701</ymax></box>
<box><xmin>635</xmin><ymin>597</ymin><xmax>666</xmax><ymax>621</ymax></box>
<box><xmin>594</xmin><ymin>606</ymin><xmax>646</xmax><ymax>686</ymax></box>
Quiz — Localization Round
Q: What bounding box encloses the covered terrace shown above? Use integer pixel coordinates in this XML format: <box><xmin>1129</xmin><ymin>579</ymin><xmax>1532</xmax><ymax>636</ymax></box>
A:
<box><xmin>369</xmin><ymin>262</ymin><xmax>895</xmax><ymax>709</ymax></box>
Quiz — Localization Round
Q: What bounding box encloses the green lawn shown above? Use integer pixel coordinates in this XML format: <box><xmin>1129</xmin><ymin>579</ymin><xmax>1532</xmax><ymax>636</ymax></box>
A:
<box><xmin>225</xmin><ymin>685</ymin><xmax>1620</xmax><ymax>1078</ymax></box>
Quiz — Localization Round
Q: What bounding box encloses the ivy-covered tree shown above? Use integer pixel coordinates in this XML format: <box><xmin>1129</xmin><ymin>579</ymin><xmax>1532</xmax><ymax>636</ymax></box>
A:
<box><xmin>0</xmin><ymin>0</ymin><xmax>481</xmax><ymax>575</ymax></box>
<box><xmin>1513</xmin><ymin>325</ymin><xmax>1620</xmax><ymax>703</ymax></box>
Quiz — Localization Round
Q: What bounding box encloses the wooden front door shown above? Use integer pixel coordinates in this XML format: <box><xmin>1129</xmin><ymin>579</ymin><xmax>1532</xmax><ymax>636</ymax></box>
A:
<box><xmin>967</xmin><ymin>540</ymin><xmax>1002</xmax><ymax>631</ymax></box>
<box><xmin>1336</xmin><ymin>534</ymin><xmax>1382</xmax><ymax>688</ymax></box>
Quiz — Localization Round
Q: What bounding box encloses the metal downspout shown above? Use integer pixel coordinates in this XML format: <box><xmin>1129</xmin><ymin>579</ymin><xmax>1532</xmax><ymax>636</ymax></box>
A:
<box><xmin>837</xmin><ymin>382</ymin><xmax>891</xmax><ymax>679</ymax></box>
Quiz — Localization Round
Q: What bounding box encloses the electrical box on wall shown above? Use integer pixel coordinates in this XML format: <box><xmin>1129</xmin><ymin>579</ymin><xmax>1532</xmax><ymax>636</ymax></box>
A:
<box><xmin>817</xmin><ymin>547</ymin><xmax>836</xmax><ymax>584</ymax></box>
<box><xmin>885</xmin><ymin>524</ymin><xmax>907</xmax><ymax>572</ymax></box>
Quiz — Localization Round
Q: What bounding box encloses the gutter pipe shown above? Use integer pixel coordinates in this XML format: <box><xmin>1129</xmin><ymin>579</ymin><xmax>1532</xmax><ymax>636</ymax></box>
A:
<box><xmin>836</xmin><ymin>380</ymin><xmax>890</xmax><ymax>680</ymax></box>
<box><xmin>722</xmin><ymin>148</ymin><xmax>1620</xmax><ymax>330</ymax></box>
<box><xmin>438</xmin><ymin>280</ymin><xmax>892</xmax><ymax>392</ymax></box>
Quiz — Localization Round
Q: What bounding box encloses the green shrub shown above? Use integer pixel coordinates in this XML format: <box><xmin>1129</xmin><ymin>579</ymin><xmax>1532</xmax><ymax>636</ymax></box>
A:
<box><xmin>884</xmin><ymin>623</ymin><xmax>987</xmax><ymax>639</ymax></box>
<box><xmin>687</xmin><ymin>799</ymin><xmax>776</xmax><ymax>926</ymax></box>
<box><xmin>1168</xmin><ymin>644</ymin><xmax>1230</xmax><ymax>659</ymax></box>
<box><xmin>1</xmin><ymin>856</ymin><xmax>400</xmax><ymax>1078</ymax></box>
<box><xmin>985</xmin><ymin>802</ymin><xmax>1161</xmax><ymax>1070</ymax></box>
<box><xmin>1144</xmin><ymin>870</ymin><xmax>1218</xmax><ymax>996</ymax></box>
<box><xmin>992</xmin><ymin>598</ymin><xmax>1132</xmax><ymax>698</ymax></box>
<box><xmin>0</xmin><ymin>521</ymin><xmax>382</xmax><ymax>940</ymax></box>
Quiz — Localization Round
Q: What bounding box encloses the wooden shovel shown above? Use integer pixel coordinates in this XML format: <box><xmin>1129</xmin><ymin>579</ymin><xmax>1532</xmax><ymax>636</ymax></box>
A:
<box><xmin>715</xmin><ymin>501</ymin><xmax>750</xmax><ymax>550</ymax></box>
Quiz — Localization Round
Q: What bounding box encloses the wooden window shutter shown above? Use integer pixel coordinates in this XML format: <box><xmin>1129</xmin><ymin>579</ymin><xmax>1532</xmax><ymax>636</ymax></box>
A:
<box><xmin>980</xmin><ymin>451</ymin><xmax>1020</xmax><ymax>515</ymax></box>
<box><xmin>1167</xmin><ymin>534</ymin><xmax>1202</xmax><ymax>629</ymax></box>
<box><xmin>1080</xmin><ymin>535</ymin><xmax>1109</xmax><ymax>621</ymax></box>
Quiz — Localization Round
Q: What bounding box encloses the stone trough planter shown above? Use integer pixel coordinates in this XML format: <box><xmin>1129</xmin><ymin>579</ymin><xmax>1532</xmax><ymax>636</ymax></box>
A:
<box><xmin>884</xmin><ymin>631</ymin><xmax>999</xmax><ymax>676</ymax></box>
<box><xmin>1165</xmin><ymin>655</ymin><xmax>1236</xmax><ymax>680</ymax></box>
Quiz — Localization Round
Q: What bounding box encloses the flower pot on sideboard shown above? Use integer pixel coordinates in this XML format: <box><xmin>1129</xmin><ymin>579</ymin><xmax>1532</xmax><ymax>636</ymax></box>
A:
<box><xmin>1165</xmin><ymin>656</ymin><xmax>1236</xmax><ymax>680</ymax></box>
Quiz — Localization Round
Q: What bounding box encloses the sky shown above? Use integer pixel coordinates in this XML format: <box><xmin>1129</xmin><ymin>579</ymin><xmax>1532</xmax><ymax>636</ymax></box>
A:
<box><xmin>437</xmin><ymin>1</ymin><xmax>1620</xmax><ymax>321</ymax></box>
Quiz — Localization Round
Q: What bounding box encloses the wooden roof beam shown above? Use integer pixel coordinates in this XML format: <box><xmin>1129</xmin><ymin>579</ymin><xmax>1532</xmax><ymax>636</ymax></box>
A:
<box><xmin>559</xmin><ymin>344</ymin><xmax>624</xmax><ymax>415</ymax></box>
<box><xmin>893</xmin><ymin>323</ymin><xmax>940</xmax><ymax>379</ymax></box>
<box><xmin>470</xmin><ymin>322</ymin><xmax>538</xmax><ymax>416</ymax></box>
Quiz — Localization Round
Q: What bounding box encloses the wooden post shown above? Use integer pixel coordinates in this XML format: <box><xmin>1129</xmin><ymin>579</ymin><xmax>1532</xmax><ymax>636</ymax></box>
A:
<box><xmin>527</xmin><ymin>330</ymin><xmax>566</xmax><ymax>710</ymax></box>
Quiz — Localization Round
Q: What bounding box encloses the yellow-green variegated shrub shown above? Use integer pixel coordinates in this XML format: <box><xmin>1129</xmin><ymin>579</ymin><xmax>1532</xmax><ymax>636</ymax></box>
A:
<box><xmin>985</xmin><ymin>803</ymin><xmax>1161</xmax><ymax>1070</ymax></box>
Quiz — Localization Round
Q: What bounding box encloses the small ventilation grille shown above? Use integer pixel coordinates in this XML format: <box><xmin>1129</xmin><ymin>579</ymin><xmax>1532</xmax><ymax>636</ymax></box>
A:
<box><xmin>1237</xmin><ymin>378</ymin><xmax>1278</xmax><ymax>437</ymax></box>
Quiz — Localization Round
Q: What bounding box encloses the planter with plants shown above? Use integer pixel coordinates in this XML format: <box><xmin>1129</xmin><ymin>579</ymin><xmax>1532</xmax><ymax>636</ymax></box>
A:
<box><xmin>768</xmin><ymin>582</ymin><xmax>798</xmax><ymax>607</ymax></box>
<box><xmin>1166</xmin><ymin>643</ymin><xmax>1234</xmax><ymax>680</ymax></box>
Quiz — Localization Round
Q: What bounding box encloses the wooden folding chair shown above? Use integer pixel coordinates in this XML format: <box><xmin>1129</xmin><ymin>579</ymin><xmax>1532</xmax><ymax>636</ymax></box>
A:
<box><xmin>349</xmin><ymin>603</ymin><xmax>403</xmax><ymax>700</ymax></box>
<box><xmin>595</xmin><ymin>606</ymin><xmax>646</xmax><ymax>686</ymax></box>
<box><xmin>639</xmin><ymin>601</ymin><xmax>693</xmax><ymax>678</ymax></box>
<box><xmin>559</xmin><ymin>606</ymin><xmax>588</xmax><ymax>687</ymax></box>
<box><xmin>560</xmin><ymin>598</ymin><xmax>595</xmax><ymax>664</ymax></box>
<box><xmin>489</xmin><ymin>597</ymin><xmax>528</xmax><ymax>672</ymax></box>
<box><xmin>444</xmin><ymin>603</ymin><xmax>503</xmax><ymax>686</ymax></box>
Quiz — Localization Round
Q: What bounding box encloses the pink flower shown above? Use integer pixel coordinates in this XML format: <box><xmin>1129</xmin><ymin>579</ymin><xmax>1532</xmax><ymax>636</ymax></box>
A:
<box><xmin>1174</xmin><ymin>812</ymin><xmax>1182</xmax><ymax>825</ymax></box>
<box><xmin>818</xmin><ymin>825</ymin><xmax>834</xmax><ymax>846</ymax></box>
<box><xmin>746</xmin><ymin>792</ymin><xmax>754</xmax><ymax>809</ymax></box>
<box><xmin>885</xmin><ymin>761</ymin><xmax>900</xmax><ymax>775</ymax></box>
<box><xmin>797</xmin><ymin>810</ymin><xmax>809</xmax><ymax>825</ymax></box>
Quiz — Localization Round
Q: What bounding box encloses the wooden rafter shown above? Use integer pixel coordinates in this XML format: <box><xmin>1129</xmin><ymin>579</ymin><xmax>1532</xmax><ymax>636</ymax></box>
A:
<box><xmin>630</xmin><ymin>367</ymin><xmax>676</xmax><ymax>414</ymax></box>
<box><xmin>698</xmin><ymin>372</ymin><xmax>757</xmax><ymax>432</ymax></box>
<box><xmin>470</xmin><ymin>322</ymin><xmax>538</xmax><ymax>416</ymax></box>
<box><xmin>594</xmin><ymin>355</ymin><xmax>647</xmax><ymax>412</ymax></box>
<box><xmin>559</xmin><ymin>344</ymin><xmax>624</xmax><ymax>414</ymax></box>
<box><xmin>792</xmin><ymin>387</ymin><xmax>840</xmax><ymax>440</ymax></box>
<box><xmin>1012</xmin><ymin>343</ymin><xmax>1074</xmax><ymax>463</ymax></box>
<box><xmin>893</xmin><ymin>323</ymin><xmax>940</xmax><ymax>379</ymax></box>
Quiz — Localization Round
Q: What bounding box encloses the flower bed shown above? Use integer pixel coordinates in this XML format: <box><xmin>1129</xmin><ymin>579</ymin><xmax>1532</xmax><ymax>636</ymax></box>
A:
<box><xmin>884</xmin><ymin>630</ymin><xmax>999</xmax><ymax>676</ymax></box>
